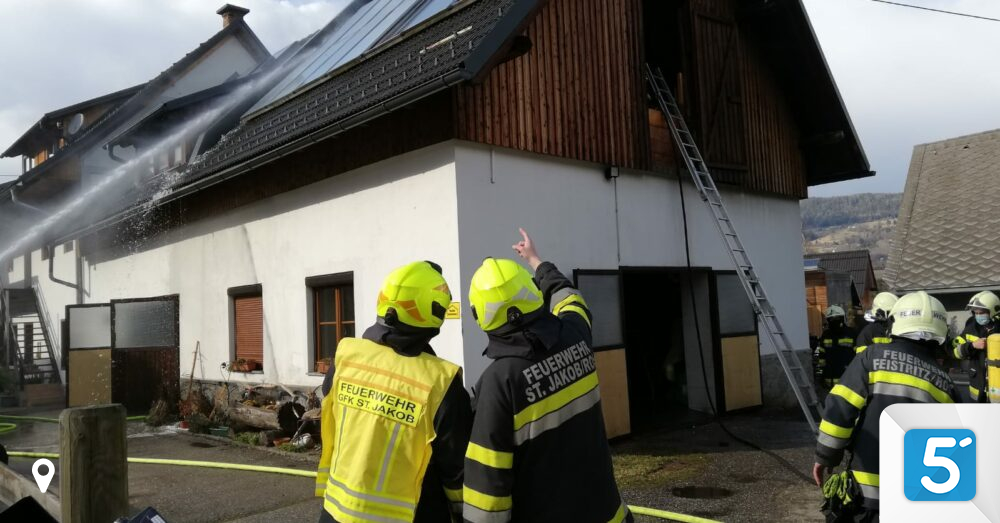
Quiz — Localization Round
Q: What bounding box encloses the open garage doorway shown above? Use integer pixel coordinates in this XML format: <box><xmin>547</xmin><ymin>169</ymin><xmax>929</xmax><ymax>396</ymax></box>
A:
<box><xmin>621</xmin><ymin>268</ymin><xmax>720</xmax><ymax>431</ymax></box>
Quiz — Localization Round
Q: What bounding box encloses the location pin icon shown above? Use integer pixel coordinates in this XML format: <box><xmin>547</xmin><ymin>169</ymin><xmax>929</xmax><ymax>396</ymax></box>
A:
<box><xmin>32</xmin><ymin>458</ymin><xmax>55</xmax><ymax>493</ymax></box>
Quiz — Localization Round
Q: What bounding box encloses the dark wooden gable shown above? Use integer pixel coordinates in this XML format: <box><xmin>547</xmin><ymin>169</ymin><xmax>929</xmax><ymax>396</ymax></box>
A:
<box><xmin>453</xmin><ymin>0</ymin><xmax>651</xmax><ymax>171</ymax></box>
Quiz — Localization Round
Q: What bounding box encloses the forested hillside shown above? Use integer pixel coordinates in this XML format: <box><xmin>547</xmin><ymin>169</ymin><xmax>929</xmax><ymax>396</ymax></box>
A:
<box><xmin>802</xmin><ymin>193</ymin><xmax>902</xmax><ymax>268</ymax></box>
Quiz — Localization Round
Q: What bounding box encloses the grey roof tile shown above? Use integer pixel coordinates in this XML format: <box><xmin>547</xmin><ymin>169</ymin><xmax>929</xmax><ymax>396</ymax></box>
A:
<box><xmin>886</xmin><ymin>129</ymin><xmax>1000</xmax><ymax>291</ymax></box>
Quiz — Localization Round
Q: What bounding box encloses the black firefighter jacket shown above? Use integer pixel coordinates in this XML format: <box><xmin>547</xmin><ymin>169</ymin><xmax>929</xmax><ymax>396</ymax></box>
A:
<box><xmin>952</xmin><ymin>316</ymin><xmax>996</xmax><ymax>402</ymax></box>
<box><xmin>854</xmin><ymin>320</ymin><xmax>891</xmax><ymax>353</ymax></box>
<box><xmin>463</xmin><ymin>262</ymin><xmax>632</xmax><ymax>523</ymax></box>
<box><xmin>816</xmin><ymin>337</ymin><xmax>958</xmax><ymax>510</ymax></box>
<box><xmin>816</xmin><ymin>323</ymin><xmax>857</xmax><ymax>385</ymax></box>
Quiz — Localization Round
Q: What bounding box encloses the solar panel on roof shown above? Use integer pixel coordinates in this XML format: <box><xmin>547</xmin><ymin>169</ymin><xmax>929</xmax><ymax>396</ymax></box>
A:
<box><xmin>246</xmin><ymin>0</ymin><xmax>452</xmax><ymax>117</ymax></box>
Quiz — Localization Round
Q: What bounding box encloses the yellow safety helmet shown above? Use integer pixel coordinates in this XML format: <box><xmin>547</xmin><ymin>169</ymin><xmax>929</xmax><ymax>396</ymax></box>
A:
<box><xmin>890</xmin><ymin>291</ymin><xmax>948</xmax><ymax>340</ymax></box>
<box><xmin>871</xmin><ymin>292</ymin><xmax>898</xmax><ymax>319</ymax></box>
<box><xmin>468</xmin><ymin>258</ymin><xmax>544</xmax><ymax>332</ymax></box>
<box><xmin>376</xmin><ymin>261</ymin><xmax>452</xmax><ymax>330</ymax></box>
<box><xmin>966</xmin><ymin>291</ymin><xmax>1000</xmax><ymax>317</ymax></box>
<box><xmin>824</xmin><ymin>305</ymin><xmax>846</xmax><ymax>319</ymax></box>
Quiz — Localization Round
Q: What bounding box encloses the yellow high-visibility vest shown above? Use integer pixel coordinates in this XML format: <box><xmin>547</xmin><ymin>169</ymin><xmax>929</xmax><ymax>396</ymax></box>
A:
<box><xmin>316</xmin><ymin>337</ymin><xmax>460</xmax><ymax>523</ymax></box>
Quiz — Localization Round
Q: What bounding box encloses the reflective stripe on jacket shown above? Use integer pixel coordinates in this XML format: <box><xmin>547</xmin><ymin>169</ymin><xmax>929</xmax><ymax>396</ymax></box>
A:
<box><xmin>854</xmin><ymin>320</ymin><xmax>891</xmax><ymax>354</ymax></box>
<box><xmin>317</xmin><ymin>337</ymin><xmax>462</xmax><ymax>523</ymax></box>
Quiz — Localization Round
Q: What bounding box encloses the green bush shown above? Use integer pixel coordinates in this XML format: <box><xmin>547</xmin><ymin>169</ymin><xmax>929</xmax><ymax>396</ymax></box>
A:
<box><xmin>234</xmin><ymin>432</ymin><xmax>260</xmax><ymax>446</ymax></box>
<box><xmin>278</xmin><ymin>442</ymin><xmax>307</xmax><ymax>453</ymax></box>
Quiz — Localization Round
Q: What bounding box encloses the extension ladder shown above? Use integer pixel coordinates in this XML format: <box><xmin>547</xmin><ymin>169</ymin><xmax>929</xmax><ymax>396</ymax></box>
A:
<box><xmin>645</xmin><ymin>64</ymin><xmax>820</xmax><ymax>433</ymax></box>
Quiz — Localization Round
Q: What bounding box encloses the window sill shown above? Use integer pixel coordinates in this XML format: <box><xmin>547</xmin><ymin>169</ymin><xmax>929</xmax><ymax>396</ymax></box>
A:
<box><xmin>306</xmin><ymin>372</ymin><xmax>326</xmax><ymax>377</ymax></box>
<box><xmin>229</xmin><ymin>370</ymin><xmax>264</xmax><ymax>375</ymax></box>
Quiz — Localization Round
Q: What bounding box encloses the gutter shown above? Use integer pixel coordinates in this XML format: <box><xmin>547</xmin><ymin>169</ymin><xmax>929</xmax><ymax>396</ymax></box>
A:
<box><xmin>47</xmin><ymin>245</ymin><xmax>79</xmax><ymax>291</ymax></box>
<box><xmin>53</xmin><ymin>68</ymin><xmax>473</xmax><ymax>245</ymax></box>
<box><xmin>7</xmin><ymin>185</ymin><xmax>80</xmax><ymax>294</ymax></box>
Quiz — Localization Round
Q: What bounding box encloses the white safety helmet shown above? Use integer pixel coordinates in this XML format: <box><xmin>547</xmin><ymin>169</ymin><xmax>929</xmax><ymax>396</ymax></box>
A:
<box><xmin>824</xmin><ymin>305</ymin><xmax>846</xmax><ymax>319</ymax></box>
<box><xmin>890</xmin><ymin>291</ymin><xmax>947</xmax><ymax>342</ymax></box>
<box><xmin>871</xmin><ymin>292</ymin><xmax>898</xmax><ymax>320</ymax></box>
<box><xmin>966</xmin><ymin>291</ymin><xmax>1000</xmax><ymax>317</ymax></box>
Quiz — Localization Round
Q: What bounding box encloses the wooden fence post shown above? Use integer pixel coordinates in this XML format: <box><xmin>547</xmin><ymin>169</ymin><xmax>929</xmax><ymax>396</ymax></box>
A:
<box><xmin>59</xmin><ymin>404</ymin><xmax>128</xmax><ymax>523</ymax></box>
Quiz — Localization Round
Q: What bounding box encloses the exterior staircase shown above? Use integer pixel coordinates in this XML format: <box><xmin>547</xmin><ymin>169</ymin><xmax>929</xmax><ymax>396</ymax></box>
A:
<box><xmin>2</xmin><ymin>288</ymin><xmax>63</xmax><ymax>407</ymax></box>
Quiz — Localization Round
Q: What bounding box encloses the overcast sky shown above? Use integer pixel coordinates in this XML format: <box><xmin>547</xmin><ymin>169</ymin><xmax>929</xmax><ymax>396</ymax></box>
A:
<box><xmin>1</xmin><ymin>0</ymin><xmax>999</xmax><ymax>198</ymax></box>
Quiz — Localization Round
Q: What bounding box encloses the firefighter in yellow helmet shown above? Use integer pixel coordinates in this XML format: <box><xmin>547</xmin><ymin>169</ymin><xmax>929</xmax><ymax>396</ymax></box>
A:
<box><xmin>316</xmin><ymin>261</ymin><xmax>472</xmax><ymax>523</ymax></box>
<box><xmin>814</xmin><ymin>291</ymin><xmax>958</xmax><ymax>521</ymax></box>
<box><xmin>462</xmin><ymin>229</ymin><xmax>632</xmax><ymax>523</ymax></box>
<box><xmin>952</xmin><ymin>290</ymin><xmax>1000</xmax><ymax>402</ymax></box>
<box><xmin>853</xmin><ymin>292</ymin><xmax>897</xmax><ymax>355</ymax></box>
<box><xmin>815</xmin><ymin>305</ymin><xmax>857</xmax><ymax>389</ymax></box>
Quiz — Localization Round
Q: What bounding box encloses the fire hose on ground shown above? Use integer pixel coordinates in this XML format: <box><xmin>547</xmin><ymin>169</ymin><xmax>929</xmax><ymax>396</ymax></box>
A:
<box><xmin>0</xmin><ymin>416</ymin><xmax>722</xmax><ymax>523</ymax></box>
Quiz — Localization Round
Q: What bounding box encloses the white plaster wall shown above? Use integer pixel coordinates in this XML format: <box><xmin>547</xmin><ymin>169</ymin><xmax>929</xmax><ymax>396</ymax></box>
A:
<box><xmin>454</xmin><ymin>144</ymin><xmax>808</xmax><ymax>387</ymax></box>
<box><xmin>81</xmin><ymin>143</ymin><xmax>461</xmax><ymax>388</ymax></box>
<box><xmin>166</xmin><ymin>38</ymin><xmax>261</xmax><ymax>99</ymax></box>
<box><xmin>5</xmin><ymin>255</ymin><xmax>25</xmax><ymax>287</ymax></box>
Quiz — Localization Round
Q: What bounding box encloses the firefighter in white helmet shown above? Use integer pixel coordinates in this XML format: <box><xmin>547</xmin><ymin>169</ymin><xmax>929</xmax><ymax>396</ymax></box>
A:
<box><xmin>853</xmin><ymin>292</ymin><xmax>897</xmax><ymax>355</ymax></box>
<box><xmin>814</xmin><ymin>305</ymin><xmax>856</xmax><ymax>389</ymax></box>
<box><xmin>814</xmin><ymin>291</ymin><xmax>958</xmax><ymax>521</ymax></box>
<box><xmin>952</xmin><ymin>290</ymin><xmax>1000</xmax><ymax>402</ymax></box>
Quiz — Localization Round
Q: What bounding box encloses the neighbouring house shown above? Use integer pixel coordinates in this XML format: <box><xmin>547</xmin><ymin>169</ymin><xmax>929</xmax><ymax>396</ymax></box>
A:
<box><xmin>803</xmin><ymin>257</ymin><xmax>862</xmax><ymax>339</ymax></box>
<box><xmin>0</xmin><ymin>4</ymin><xmax>272</xmax><ymax>409</ymax></box>
<box><xmin>1</xmin><ymin>0</ymin><xmax>871</xmax><ymax>437</ymax></box>
<box><xmin>886</xmin><ymin>129</ymin><xmax>1000</xmax><ymax>332</ymax></box>
<box><xmin>803</xmin><ymin>249</ymin><xmax>877</xmax><ymax>335</ymax></box>
<box><xmin>815</xmin><ymin>250</ymin><xmax>878</xmax><ymax>311</ymax></box>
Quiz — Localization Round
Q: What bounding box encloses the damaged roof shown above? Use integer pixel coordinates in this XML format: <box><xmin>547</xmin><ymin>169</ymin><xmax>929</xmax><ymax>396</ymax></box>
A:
<box><xmin>180</xmin><ymin>0</ymin><xmax>535</xmax><ymax>187</ymax></box>
<box><xmin>6</xmin><ymin>15</ymin><xmax>270</xmax><ymax>190</ymax></box>
<box><xmin>49</xmin><ymin>0</ymin><xmax>540</xmax><ymax>243</ymax></box>
<box><xmin>246</xmin><ymin>0</ymin><xmax>457</xmax><ymax>117</ymax></box>
<box><xmin>886</xmin><ymin>129</ymin><xmax>1000</xmax><ymax>292</ymax></box>
<box><xmin>1</xmin><ymin>83</ymin><xmax>146</xmax><ymax>158</ymax></box>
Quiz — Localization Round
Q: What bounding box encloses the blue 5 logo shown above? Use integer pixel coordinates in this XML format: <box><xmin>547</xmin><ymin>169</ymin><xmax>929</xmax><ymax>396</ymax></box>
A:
<box><xmin>904</xmin><ymin>429</ymin><xmax>976</xmax><ymax>501</ymax></box>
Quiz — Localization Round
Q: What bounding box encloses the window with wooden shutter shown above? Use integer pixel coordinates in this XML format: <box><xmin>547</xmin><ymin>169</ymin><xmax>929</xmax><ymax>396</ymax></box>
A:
<box><xmin>233</xmin><ymin>293</ymin><xmax>263</xmax><ymax>370</ymax></box>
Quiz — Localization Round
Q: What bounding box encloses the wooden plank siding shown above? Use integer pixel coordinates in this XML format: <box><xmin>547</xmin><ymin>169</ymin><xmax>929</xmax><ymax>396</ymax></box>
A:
<box><xmin>456</xmin><ymin>0</ymin><xmax>808</xmax><ymax>199</ymax></box>
<box><xmin>687</xmin><ymin>0</ymin><xmax>807</xmax><ymax>198</ymax></box>
<box><xmin>739</xmin><ymin>24</ymin><xmax>808</xmax><ymax>198</ymax></box>
<box><xmin>454</xmin><ymin>0</ymin><xmax>650</xmax><ymax>171</ymax></box>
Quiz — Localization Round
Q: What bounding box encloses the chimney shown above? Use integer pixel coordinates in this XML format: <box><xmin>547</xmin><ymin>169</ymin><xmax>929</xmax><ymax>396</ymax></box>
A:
<box><xmin>217</xmin><ymin>4</ymin><xmax>250</xmax><ymax>28</ymax></box>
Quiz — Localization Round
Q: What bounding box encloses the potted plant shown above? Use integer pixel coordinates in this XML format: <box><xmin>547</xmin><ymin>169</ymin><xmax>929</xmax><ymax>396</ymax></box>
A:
<box><xmin>315</xmin><ymin>357</ymin><xmax>333</xmax><ymax>374</ymax></box>
<box><xmin>229</xmin><ymin>359</ymin><xmax>254</xmax><ymax>373</ymax></box>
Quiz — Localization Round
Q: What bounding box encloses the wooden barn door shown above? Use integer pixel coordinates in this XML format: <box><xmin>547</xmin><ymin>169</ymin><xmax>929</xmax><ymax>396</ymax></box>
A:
<box><xmin>111</xmin><ymin>296</ymin><xmax>180</xmax><ymax>414</ymax></box>
<box><xmin>689</xmin><ymin>0</ymin><xmax>748</xmax><ymax>183</ymax></box>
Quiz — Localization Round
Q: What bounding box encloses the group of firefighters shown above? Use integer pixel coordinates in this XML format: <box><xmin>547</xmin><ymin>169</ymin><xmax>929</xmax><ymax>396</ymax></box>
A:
<box><xmin>315</xmin><ymin>229</ymin><xmax>632</xmax><ymax>523</ymax></box>
<box><xmin>313</xmin><ymin>225</ymin><xmax>995</xmax><ymax>523</ymax></box>
<box><xmin>812</xmin><ymin>289</ymin><xmax>998</xmax><ymax>522</ymax></box>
